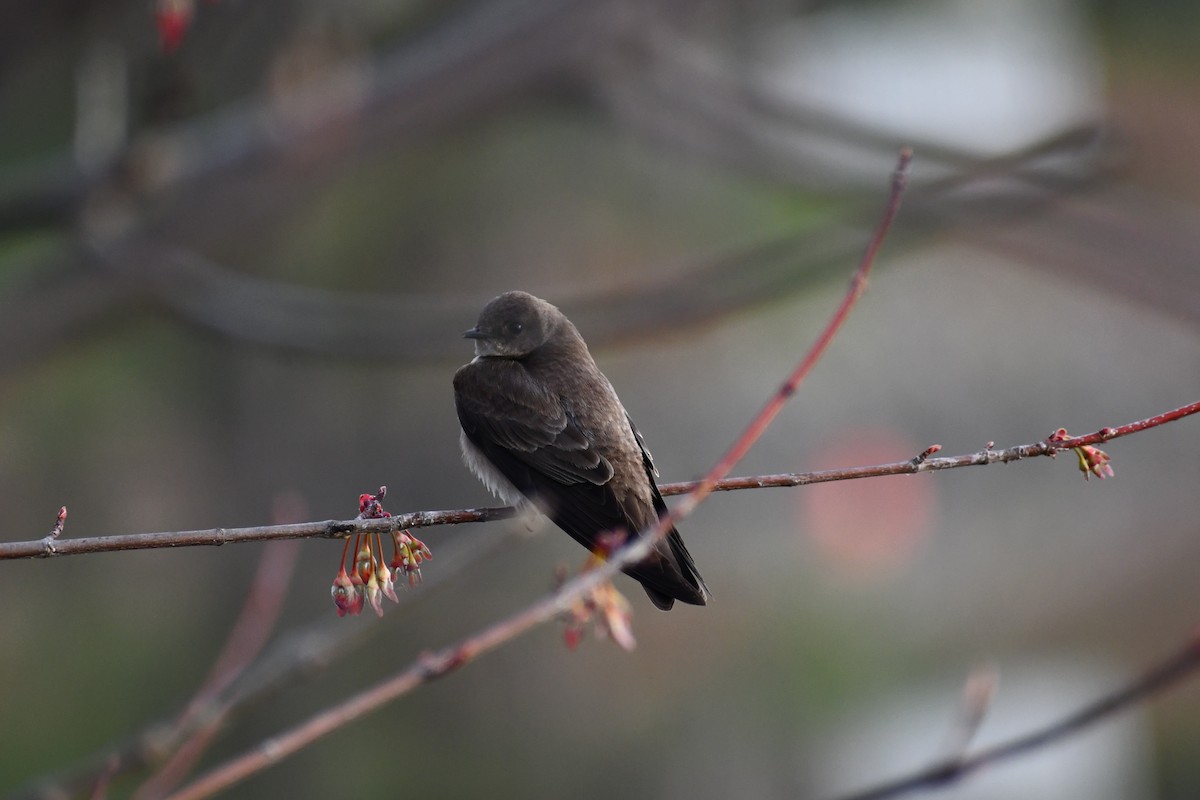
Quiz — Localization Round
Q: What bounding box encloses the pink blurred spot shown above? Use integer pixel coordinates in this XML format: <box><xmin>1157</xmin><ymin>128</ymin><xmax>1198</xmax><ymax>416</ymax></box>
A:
<box><xmin>799</xmin><ymin>427</ymin><xmax>937</xmax><ymax>580</ymax></box>
<box><xmin>155</xmin><ymin>0</ymin><xmax>193</xmax><ymax>54</ymax></box>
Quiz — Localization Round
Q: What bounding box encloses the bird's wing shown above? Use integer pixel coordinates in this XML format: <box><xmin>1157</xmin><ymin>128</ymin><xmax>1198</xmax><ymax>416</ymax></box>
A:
<box><xmin>623</xmin><ymin>413</ymin><xmax>711</xmax><ymax>607</ymax></box>
<box><xmin>626</xmin><ymin>412</ymin><xmax>659</xmax><ymax>477</ymax></box>
<box><xmin>454</xmin><ymin>360</ymin><xmax>614</xmax><ymax>488</ymax></box>
<box><xmin>455</xmin><ymin>360</ymin><xmax>633</xmax><ymax>554</ymax></box>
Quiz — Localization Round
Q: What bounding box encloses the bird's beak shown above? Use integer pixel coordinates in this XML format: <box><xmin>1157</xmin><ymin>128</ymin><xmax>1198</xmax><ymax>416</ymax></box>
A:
<box><xmin>463</xmin><ymin>328</ymin><xmax>489</xmax><ymax>340</ymax></box>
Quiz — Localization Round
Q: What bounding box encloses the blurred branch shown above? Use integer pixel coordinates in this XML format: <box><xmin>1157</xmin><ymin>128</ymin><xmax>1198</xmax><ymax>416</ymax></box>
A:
<box><xmin>3</xmin><ymin>0</ymin><xmax>1160</xmax><ymax>380</ymax></box>
<box><xmin>131</xmin><ymin>537</ymin><xmax>300</xmax><ymax>800</ymax></box>
<box><xmin>13</xmin><ymin>131</ymin><xmax>1189</xmax><ymax>377</ymax></box>
<box><xmin>831</xmin><ymin>634</ymin><xmax>1200</xmax><ymax>800</ymax></box>
<box><xmin>15</xmin><ymin>123</ymin><xmax>1114</xmax><ymax>373</ymax></box>
<box><xmin>0</xmin><ymin>0</ymin><xmax>602</xmax><ymax>234</ymax></box>
<box><xmin>0</xmin><ymin>0</ymin><xmax>613</xmax><ymax>377</ymax></box>
<box><xmin>958</xmin><ymin>184</ymin><xmax>1200</xmax><ymax>328</ymax></box>
<box><xmin>3</xmin><ymin>0</ymin><xmax>1195</xmax><ymax>392</ymax></box>
<box><xmin>3</xmin><ymin>398</ymin><xmax>1197</xmax><ymax>561</ymax></box>
<box><xmin>11</xmin><ymin>529</ymin><xmax>502</xmax><ymax>800</ymax></box>
<box><xmin>0</xmin><ymin>249</ymin><xmax>147</xmax><ymax>379</ymax></box>
<box><xmin>936</xmin><ymin>665</ymin><xmax>999</xmax><ymax>765</ymax></box>
<box><xmin>599</xmin><ymin>10</ymin><xmax>1200</xmax><ymax>330</ymax></box>
<box><xmin>598</xmin><ymin>9</ymin><xmax>1110</xmax><ymax>193</ymax></box>
<box><xmin>77</xmin><ymin>224</ymin><xmax>865</xmax><ymax>363</ymax></box>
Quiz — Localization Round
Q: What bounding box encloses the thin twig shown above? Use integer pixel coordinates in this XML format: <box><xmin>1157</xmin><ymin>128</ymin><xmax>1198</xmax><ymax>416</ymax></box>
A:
<box><xmin>831</xmin><ymin>634</ymin><xmax>1200</xmax><ymax>800</ymax></box>
<box><xmin>13</xmin><ymin>529</ymin><xmax>499</xmax><ymax>800</ymax></box>
<box><xmin>0</xmin><ymin>509</ymin><xmax>511</xmax><ymax>560</ymax></box>
<box><xmin>663</xmin><ymin>399</ymin><xmax>1200</xmax><ymax>493</ymax></box>
<box><xmin>163</xmin><ymin>148</ymin><xmax>912</xmax><ymax>800</ymax></box>
<box><xmin>936</xmin><ymin>665</ymin><xmax>999</xmax><ymax>765</ymax></box>
<box><xmin>132</xmin><ymin>538</ymin><xmax>301</xmax><ymax>800</ymax></box>
<box><xmin>3</xmin><ymin>397</ymin><xmax>1198</xmax><ymax>562</ymax></box>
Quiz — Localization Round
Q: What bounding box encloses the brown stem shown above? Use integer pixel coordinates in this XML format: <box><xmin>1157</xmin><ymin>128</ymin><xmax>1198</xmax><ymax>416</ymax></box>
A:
<box><xmin>132</xmin><ymin>539</ymin><xmax>300</xmax><ymax>800</ymax></box>
<box><xmin>4</xmin><ymin>396</ymin><xmax>1197</xmax><ymax>562</ymax></box>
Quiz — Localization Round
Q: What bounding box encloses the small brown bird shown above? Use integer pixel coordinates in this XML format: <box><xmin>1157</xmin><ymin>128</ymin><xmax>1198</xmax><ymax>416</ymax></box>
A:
<box><xmin>453</xmin><ymin>291</ymin><xmax>709</xmax><ymax>610</ymax></box>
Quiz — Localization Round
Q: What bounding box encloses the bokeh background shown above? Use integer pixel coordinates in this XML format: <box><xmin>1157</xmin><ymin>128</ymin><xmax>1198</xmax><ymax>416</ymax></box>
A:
<box><xmin>2</xmin><ymin>1</ymin><xmax>1199</xmax><ymax>798</ymax></box>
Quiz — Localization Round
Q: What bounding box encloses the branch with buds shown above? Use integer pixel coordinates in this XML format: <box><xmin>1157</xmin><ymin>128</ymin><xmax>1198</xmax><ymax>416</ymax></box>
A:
<box><xmin>2</xmin><ymin>402</ymin><xmax>1196</xmax><ymax>563</ymax></box>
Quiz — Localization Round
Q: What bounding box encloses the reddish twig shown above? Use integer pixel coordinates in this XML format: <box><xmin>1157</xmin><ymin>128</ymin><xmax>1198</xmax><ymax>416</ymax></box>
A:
<box><xmin>662</xmin><ymin>147</ymin><xmax>910</xmax><ymax>520</ymax></box>
<box><xmin>164</xmin><ymin>149</ymin><xmax>913</xmax><ymax>800</ymax></box>
<box><xmin>133</xmin><ymin>537</ymin><xmax>301</xmax><ymax>800</ymax></box>
<box><xmin>3</xmin><ymin>397</ymin><xmax>1197</xmax><ymax>562</ymax></box>
<box><xmin>14</xmin><ymin>529</ymin><xmax>500</xmax><ymax>800</ymax></box>
<box><xmin>87</xmin><ymin>755</ymin><xmax>120</xmax><ymax>800</ymax></box>
<box><xmin>936</xmin><ymin>665</ymin><xmax>998</xmax><ymax>765</ymax></box>
<box><xmin>831</xmin><ymin>634</ymin><xmax>1200</xmax><ymax>800</ymax></box>
<box><xmin>660</xmin><ymin>399</ymin><xmax>1199</xmax><ymax>493</ymax></box>
<box><xmin>37</xmin><ymin>505</ymin><xmax>68</xmax><ymax>555</ymax></box>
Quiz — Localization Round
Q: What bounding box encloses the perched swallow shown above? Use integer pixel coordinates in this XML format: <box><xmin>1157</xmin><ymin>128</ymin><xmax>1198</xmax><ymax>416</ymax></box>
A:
<box><xmin>453</xmin><ymin>291</ymin><xmax>709</xmax><ymax>610</ymax></box>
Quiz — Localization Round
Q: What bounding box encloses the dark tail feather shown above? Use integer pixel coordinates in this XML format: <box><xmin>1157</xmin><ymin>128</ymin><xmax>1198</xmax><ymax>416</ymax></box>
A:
<box><xmin>628</xmin><ymin>526</ymin><xmax>710</xmax><ymax>611</ymax></box>
<box><xmin>642</xmin><ymin>585</ymin><xmax>677</xmax><ymax>611</ymax></box>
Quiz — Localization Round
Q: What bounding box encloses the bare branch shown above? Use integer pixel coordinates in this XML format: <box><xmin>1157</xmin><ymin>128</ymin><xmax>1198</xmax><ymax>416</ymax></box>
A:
<box><xmin>132</xmin><ymin>537</ymin><xmax>300</xmax><ymax>800</ymax></box>
<box><xmin>13</xmin><ymin>530</ymin><xmax>503</xmax><ymax>800</ymax></box>
<box><xmin>936</xmin><ymin>665</ymin><xmax>999</xmax><ymax>764</ymax></box>
<box><xmin>831</xmin><ymin>634</ymin><xmax>1200</xmax><ymax>800</ymax></box>
<box><xmin>3</xmin><ymin>398</ymin><xmax>1197</xmax><ymax>562</ymax></box>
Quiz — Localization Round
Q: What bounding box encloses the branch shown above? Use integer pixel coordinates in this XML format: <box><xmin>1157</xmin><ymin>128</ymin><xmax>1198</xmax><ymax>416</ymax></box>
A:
<box><xmin>131</xmin><ymin>537</ymin><xmax>300</xmax><ymax>800</ymax></box>
<box><xmin>666</xmin><ymin>398</ymin><xmax>1200</xmax><ymax>493</ymax></box>
<box><xmin>13</xmin><ymin>529</ymin><xmax>506</xmax><ymax>800</ymax></box>
<box><xmin>3</xmin><ymin>398</ymin><xmax>1197</xmax><ymax>562</ymax></box>
<box><xmin>831</xmin><ymin>633</ymin><xmax>1200</xmax><ymax>800</ymax></box>
<box><xmin>69</xmin><ymin>222</ymin><xmax>860</xmax><ymax>365</ymax></box>
<box><xmin>0</xmin><ymin>0</ymin><xmax>600</xmax><ymax>229</ymax></box>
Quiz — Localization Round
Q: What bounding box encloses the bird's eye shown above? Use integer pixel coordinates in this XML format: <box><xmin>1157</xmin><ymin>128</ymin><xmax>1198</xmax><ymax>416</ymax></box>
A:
<box><xmin>506</xmin><ymin>321</ymin><xmax>524</xmax><ymax>336</ymax></box>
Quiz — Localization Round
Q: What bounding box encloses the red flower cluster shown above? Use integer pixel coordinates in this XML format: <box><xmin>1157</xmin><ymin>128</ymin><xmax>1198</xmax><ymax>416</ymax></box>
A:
<box><xmin>1074</xmin><ymin>444</ymin><xmax>1114</xmax><ymax>481</ymax></box>
<box><xmin>558</xmin><ymin>557</ymin><xmax>637</xmax><ymax>652</ymax></box>
<box><xmin>1049</xmin><ymin>428</ymin><xmax>1115</xmax><ymax>481</ymax></box>
<box><xmin>330</xmin><ymin>487</ymin><xmax>432</xmax><ymax>618</ymax></box>
<box><xmin>155</xmin><ymin>0</ymin><xmax>194</xmax><ymax>53</ymax></box>
<box><xmin>154</xmin><ymin>0</ymin><xmax>220</xmax><ymax>53</ymax></box>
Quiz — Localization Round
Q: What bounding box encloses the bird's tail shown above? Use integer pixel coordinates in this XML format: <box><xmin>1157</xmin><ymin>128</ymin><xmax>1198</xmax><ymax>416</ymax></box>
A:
<box><xmin>629</xmin><ymin>526</ymin><xmax>710</xmax><ymax>611</ymax></box>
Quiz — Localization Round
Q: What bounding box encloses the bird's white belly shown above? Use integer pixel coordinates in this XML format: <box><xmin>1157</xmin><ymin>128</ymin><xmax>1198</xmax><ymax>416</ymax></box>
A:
<box><xmin>459</xmin><ymin>430</ymin><xmax>528</xmax><ymax>507</ymax></box>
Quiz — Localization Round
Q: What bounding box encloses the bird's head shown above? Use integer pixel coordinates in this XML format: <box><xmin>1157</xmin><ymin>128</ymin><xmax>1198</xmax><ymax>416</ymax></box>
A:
<box><xmin>464</xmin><ymin>290</ymin><xmax>560</xmax><ymax>358</ymax></box>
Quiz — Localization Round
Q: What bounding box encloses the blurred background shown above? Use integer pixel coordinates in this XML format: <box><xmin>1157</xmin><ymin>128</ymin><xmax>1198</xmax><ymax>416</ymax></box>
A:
<box><xmin>2</xmin><ymin>0</ymin><xmax>1199</xmax><ymax>798</ymax></box>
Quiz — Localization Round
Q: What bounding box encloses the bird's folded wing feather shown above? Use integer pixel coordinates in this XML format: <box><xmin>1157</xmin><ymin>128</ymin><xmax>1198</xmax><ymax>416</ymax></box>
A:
<box><xmin>454</xmin><ymin>361</ymin><xmax>614</xmax><ymax>487</ymax></box>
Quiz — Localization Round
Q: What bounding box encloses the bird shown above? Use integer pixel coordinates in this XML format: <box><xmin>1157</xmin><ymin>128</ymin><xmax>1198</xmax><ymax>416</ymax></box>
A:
<box><xmin>453</xmin><ymin>290</ymin><xmax>709</xmax><ymax>610</ymax></box>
